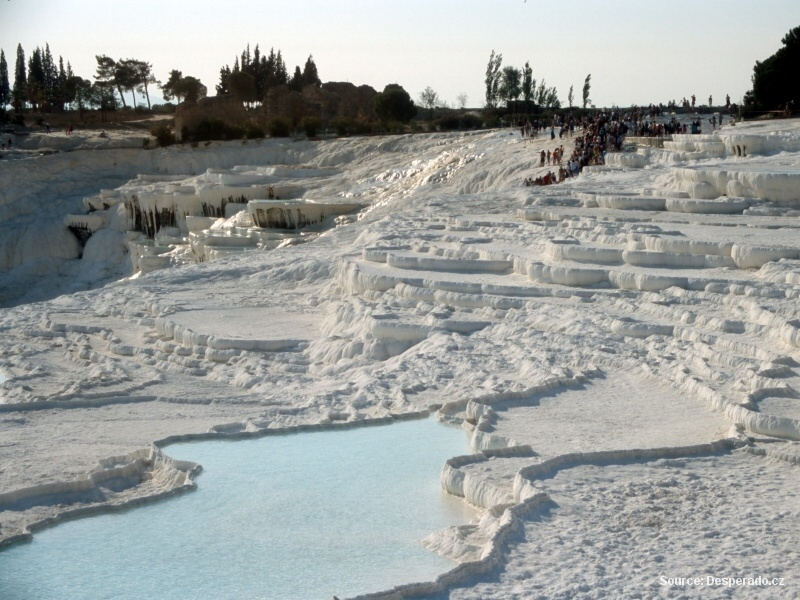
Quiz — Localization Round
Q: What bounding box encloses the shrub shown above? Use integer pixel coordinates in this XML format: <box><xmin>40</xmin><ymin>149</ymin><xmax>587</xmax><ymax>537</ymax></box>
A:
<box><xmin>460</xmin><ymin>113</ymin><xmax>483</xmax><ymax>129</ymax></box>
<box><xmin>151</xmin><ymin>124</ymin><xmax>175</xmax><ymax>147</ymax></box>
<box><xmin>436</xmin><ymin>113</ymin><xmax>483</xmax><ymax>131</ymax></box>
<box><xmin>301</xmin><ymin>117</ymin><xmax>320</xmax><ymax>138</ymax></box>
<box><xmin>193</xmin><ymin>117</ymin><xmax>245</xmax><ymax>142</ymax></box>
<box><xmin>482</xmin><ymin>114</ymin><xmax>501</xmax><ymax>128</ymax></box>
<box><xmin>331</xmin><ymin>118</ymin><xmax>349</xmax><ymax>137</ymax></box>
<box><xmin>151</xmin><ymin>103</ymin><xmax>176</xmax><ymax>114</ymax></box>
<box><xmin>142</xmin><ymin>137</ymin><xmax>151</xmax><ymax>149</ymax></box>
<box><xmin>331</xmin><ymin>117</ymin><xmax>374</xmax><ymax>137</ymax></box>
<box><xmin>11</xmin><ymin>114</ymin><xmax>25</xmax><ymax>127</ymax></box>
<box><xmin>437</xmin><ymin>114</ymin><xmax>461</xmax><ymax>131</ymax></box>
<box><xmin>374</xmin><ymin>84</ymin><xmax>417</xmax><ymax>123</ymax></box>
<box><xmin>384</xmin><ymin>120</ymin><xmax>406</xmax><ymax>134</ymax></box>
<box><xmin>268</xmin><ymin>117</ymin><xmax>291</xmax><ymax>138</ymax></box>
<box><xmin>244</xmin><ymin>121</ymin><xmax>265</xmax><ymax>139</ymax></box>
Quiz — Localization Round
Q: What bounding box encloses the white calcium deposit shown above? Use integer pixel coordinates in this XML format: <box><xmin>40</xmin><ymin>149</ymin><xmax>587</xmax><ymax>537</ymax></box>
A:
<box><xmin>1</xmin><ymin>119</ymin><xmax>800</xmax><ymax>598</ymax></box>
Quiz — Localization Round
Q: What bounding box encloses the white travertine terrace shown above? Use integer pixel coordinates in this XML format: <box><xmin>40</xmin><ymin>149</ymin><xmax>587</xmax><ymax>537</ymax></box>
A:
<box><xmin>1</xmin><ymin>119</ymin><xmax>800</xmax><ymax>598</ymax></box>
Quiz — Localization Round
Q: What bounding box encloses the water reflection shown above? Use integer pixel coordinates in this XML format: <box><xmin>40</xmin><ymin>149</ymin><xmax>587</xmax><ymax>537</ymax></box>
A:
<box><xmin>0</xmin><ymin>418</ymin><xmax>475</xmax><ymax>600</ymax></box>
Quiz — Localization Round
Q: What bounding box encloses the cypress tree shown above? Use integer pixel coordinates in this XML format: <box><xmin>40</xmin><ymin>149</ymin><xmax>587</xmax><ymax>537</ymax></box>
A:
<box><xmin>13</xmin><ymin>43</ymin><xmax>26</xmax><ymax>111</ymax></box>
<box><xmin>27</xmin><ymin>47</ymin><xmax>47</xmax><ymax>111</ymax></box>
<box><xmin>288</xmin><ymin>66</ymin><xmax>303</xmax><ymax>92</ymax></box>
<box><xmin>302</xmin><ymin>55</ymin><xmax>321</xmax><ymax>87</ymax></box>
<box><xmin>57</xmin><ymin>56</ymin><xmax>67</xmax><ymax>110</ymax></box>
<box><xmin>216</xmin><ymin>65</ymin><xmax>231</xmax><ymax>96</ymax></box>
<box><xmin>582</xmin><ymin>74</ymin><xmax>591</xmax><ymax>109</ymax></box>
<box><xmin>42</xmin><ymin>44</ymin><xmax>56</xmax><ymax>110</ymax></box>
<box><xmin>522</xmin><ymin>61</ymin><xmax>533</xmax><ymax>111</ymax></box>
<box><xmin>275</xmin><ymin>50</ymin><xmax>287</xmax><ymax>85</ymax></box>
<box><xmin>0</xmin><ymin>50</ymin><xmax>10</xmax><ymax>109</ymax></box>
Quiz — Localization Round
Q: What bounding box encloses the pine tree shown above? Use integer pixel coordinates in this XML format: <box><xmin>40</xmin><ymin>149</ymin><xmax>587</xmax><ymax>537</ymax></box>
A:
<box><xmin>91</xmin><ymin>81</ymin><xmax>118</xmax><ymax>121</ymax></box>
<box><xmin>132</xmin><ymin>60</ymin><xmax>157</xmax><ymax>109</ymax></box>
<box><xmin>115</xmin><ymin>59</ymin><xmax>139</xmax><ymax>108</ymax></box>
<box><xmin>70</xmin><ymin>76</ymin><xmax>92</xmax><ymax>118</ymax></box>
<box><xmin>160</xmin><ymin>70</ymin><xmax>183</xmax><ymax>102</ymax></box>
<box><xmin>0</xmin><ymin>50</ymin><xmax>10</xmax><ymax>109</ymax></box>
<box><xmin>745</xmin><ymin>26</ymin><xmax>800</xmax><ymax>112</ymax></box>
<box><xmin>94</xmin><ymin>55</ymin><xmax>121</xmax><ymax>108</ymax></box>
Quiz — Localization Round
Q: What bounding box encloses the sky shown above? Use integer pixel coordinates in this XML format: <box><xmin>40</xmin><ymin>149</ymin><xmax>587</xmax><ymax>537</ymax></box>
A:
<box><xmin>1</xmin><ymin>0</ymin><xmax>799</xmax><ymax>109</ymax></box>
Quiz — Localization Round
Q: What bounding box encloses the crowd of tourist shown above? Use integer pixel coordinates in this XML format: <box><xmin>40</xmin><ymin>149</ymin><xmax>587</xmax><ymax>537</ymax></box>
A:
<box><xmin>517</xmin><ymin>95</ymin><xmax>748</xmax><ymax>188</ymax></box>
<box><xmin>521</xmin><ymin>110</ymin><xmax>635</xmax><ymax>187</ymax></box>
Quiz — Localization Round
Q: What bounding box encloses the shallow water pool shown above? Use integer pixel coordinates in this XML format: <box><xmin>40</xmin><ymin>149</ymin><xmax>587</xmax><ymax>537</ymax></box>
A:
<box><xmin>0</xmin><ymin>417</ymin><xmax>474</xmax><ymax>600</ymax></box>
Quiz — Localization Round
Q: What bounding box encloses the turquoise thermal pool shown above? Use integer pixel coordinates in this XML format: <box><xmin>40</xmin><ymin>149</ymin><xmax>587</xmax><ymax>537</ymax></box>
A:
<box><xmin>0</xmin><ymin>417</ymin><xmax>475</xmax><ymax>600</ymax></box>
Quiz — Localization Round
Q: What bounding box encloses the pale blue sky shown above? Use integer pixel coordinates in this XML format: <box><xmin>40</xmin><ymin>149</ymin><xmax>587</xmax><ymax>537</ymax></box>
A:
<box><xmin>1</xmin><ymin>0</ymin><xmax>798</xmax><ymax>108</ymax></box>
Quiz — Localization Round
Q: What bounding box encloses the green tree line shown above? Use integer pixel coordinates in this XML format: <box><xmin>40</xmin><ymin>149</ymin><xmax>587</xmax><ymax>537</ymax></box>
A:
<box><xmin>483</xmin><ymin>51</ymin><xmax>569</xmax><ymax>112</ymax></box>
<box><xmin>216</xmin><ymin>44</ymin><xmax>321</xmax><ymax>104</ymax></box>
<box><xmin>0</xmin><ymin>41</ymin><xmax>324</xmax><ymax>116</ymax></box>
<box><xmin>1</xmin><ymin>43</ymin><xmax>82</xmax><ymax>113</ymax></box>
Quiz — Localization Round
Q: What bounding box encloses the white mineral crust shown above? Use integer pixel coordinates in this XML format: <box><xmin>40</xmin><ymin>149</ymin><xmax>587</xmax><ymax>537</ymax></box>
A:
<box><xmin>2</xmin><ymin>119</ymin><xmax>800</xmax><ymax>598</ymax></box>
